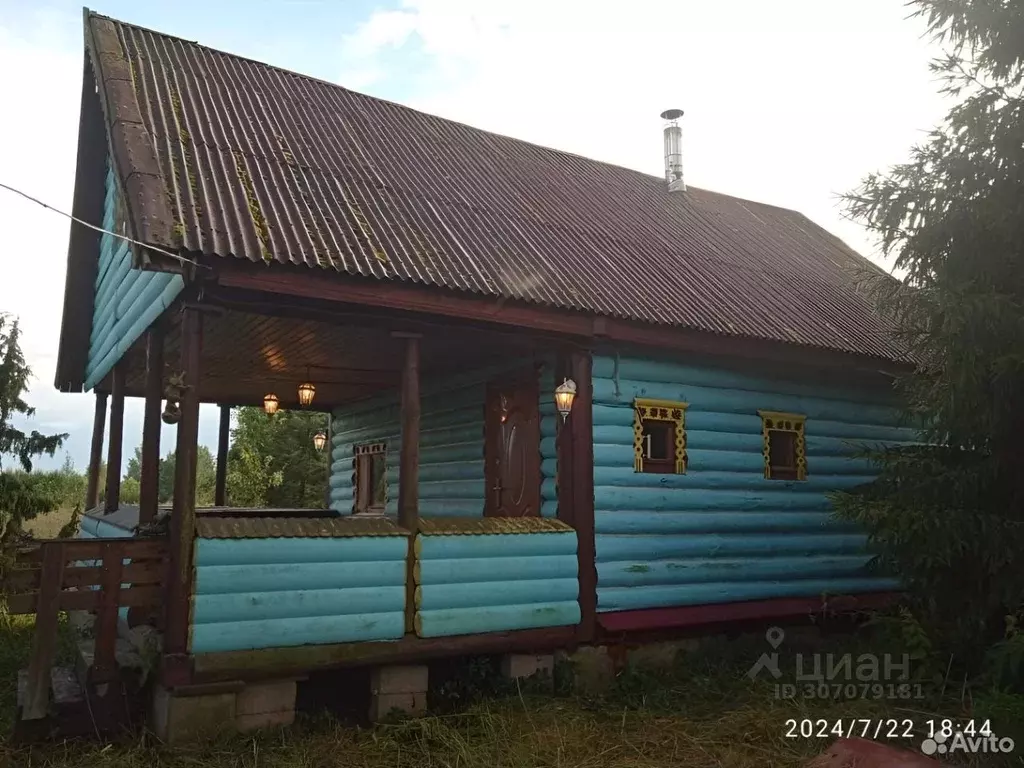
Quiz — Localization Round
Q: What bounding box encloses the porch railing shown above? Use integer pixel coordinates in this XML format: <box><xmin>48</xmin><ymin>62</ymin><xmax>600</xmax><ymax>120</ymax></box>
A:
<box><xmin>4</xmin><ymin>537</ymin><xmax>168</xmax><ymax>720</ymax></box>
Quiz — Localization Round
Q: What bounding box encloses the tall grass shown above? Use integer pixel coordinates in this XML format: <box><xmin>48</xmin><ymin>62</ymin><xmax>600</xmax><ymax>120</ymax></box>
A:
<box><xmin>0</xmin><ymin>625</ymin><xmax>1021</xmax><ymax>767</ymax></box>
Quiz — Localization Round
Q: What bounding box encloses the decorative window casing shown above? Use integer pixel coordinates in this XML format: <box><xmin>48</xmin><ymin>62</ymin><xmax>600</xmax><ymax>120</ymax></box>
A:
<box><xmin>353</xmin><ymin>442</ymin><xmax>388</xmax><ymax>514</ymax></box>
<box><xmin>633</xmin><ymin>398</ymin><xmax>688</xmax><ymax>474</ymax></box>
<box><xmin>758</xmin><ymin>411</ymin><xmax>807</xmax><ymax>481</ymax></box>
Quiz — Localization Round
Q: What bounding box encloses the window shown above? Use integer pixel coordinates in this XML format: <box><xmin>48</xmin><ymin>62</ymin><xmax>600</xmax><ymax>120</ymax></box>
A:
<box><xmin>633</xmin><ymin>398</ymin><xmax>687</xmax><ymax>474</ymax></box>
<box><xmin>354</xmin><ymin>442</ymin><xmax>387</xmax><ymax>514</ymax></box>
<box><xmin>758</xmin><ymin>411</ymin><xmax>807</xmax><ymax>480</ymax></box>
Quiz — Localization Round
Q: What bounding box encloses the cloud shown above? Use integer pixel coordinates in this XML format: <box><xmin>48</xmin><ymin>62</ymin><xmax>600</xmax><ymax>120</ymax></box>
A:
<box><xmin>336</xmin><ymin>0</ymin><xmax>951</xmax><ymax>262</ymax></box>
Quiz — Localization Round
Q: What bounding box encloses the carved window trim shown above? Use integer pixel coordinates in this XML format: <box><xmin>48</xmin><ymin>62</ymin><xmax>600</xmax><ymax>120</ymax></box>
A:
<box><xmin>758</xmin><ymin>410</ymin><xmax>807</xmax><ymax>481</ymax></box>
<box><xmin>353</xmin><ymin>442</ymin><xmax>388</xmax><ymax>514</ymax></box>
<box><xmin>633</xmin><ymin>398</ymin><xmax>688</xmax><ymax>474</ymax></box>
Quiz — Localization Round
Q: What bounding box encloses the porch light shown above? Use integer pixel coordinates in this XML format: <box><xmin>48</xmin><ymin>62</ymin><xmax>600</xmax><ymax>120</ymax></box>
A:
<box><xmin>263</xmin><ymin>393</ymin><xmax>279</xmax><ymax>416</ymax></box>
<box><xmin>297</xmin><ymin>381</ymin><xmax>316</xmax><ymax>407</ymax></box>
<box><xmin>313</xmin><ymin>430</ymin><xmax>328</xmax><ymax>452</ymax></box>
<box><xmin>554</xmin><ymin>378</ymin><xmax>577</xmax><ymax>422</ymax></box>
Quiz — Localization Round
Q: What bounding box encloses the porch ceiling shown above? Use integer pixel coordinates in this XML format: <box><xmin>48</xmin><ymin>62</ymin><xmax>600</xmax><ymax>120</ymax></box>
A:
<box><xmin>107</xmin><ymin>307</ymin><xmax>541</xmax><ymax>409</ymax></box>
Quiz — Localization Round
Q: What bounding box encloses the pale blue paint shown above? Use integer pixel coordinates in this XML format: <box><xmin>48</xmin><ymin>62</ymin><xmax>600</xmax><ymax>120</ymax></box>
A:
<box><xmin>83</xmin><ymin>164</ymin><xmax>184</xmax><ymax>390</ymax></box>
<box><xmin>329</xmin><ymin>361</ymin><xmax>546</xmax><ymax>518</ymax></box>
<box><xmin>539</xmin><ymin>363</ymin><xmax>559</xmax><ymax>518</ymax></box>
<box><xmin>592</xmin><ymin>354</ymin><xmax>916</xmax><ymax>613</ymax></box>
<box><xmin>190</xmin><ymin>533</ymin><xmax>408</xmax><ymax>653</ymax></box>
<box><xmin>416</xmin><ymin>530</ymin><xmax>580</xmax><ymax>637</ymax></box>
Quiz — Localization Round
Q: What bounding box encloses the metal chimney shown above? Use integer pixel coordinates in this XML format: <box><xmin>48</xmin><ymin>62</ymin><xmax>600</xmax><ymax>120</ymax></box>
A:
<box><xmin>660</xmin><ymin>108</ymin><xmax>685</xmax><ymax>193</ymax></box>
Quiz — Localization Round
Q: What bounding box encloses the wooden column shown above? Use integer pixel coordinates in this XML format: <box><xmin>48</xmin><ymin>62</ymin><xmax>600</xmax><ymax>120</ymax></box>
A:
<box><xmin>103</xmin><ymin>364</ymin><xmax>126</xmax><ymax>514</ymax></box>
<box><xmin>395</xmin><ymin>333</ymin><xmax>421</xmax><ymax>634</ymax></box>
<box><xmin>396</xmin><ymin>335</ymin><xmax>421</xmax><ymax>529</ymax></box>
<box><xmin>560</xmin><ymin>350</ymin><xmax>595</xmax><ymax>643</ymax></box>
<box><xmin>324</xmin><ymin>414</ymin><xmax>333</xmax><ymax>509</ymax></box>
<box><xmin>165</xmin><ymin>307</ymin><xmax>202</xmax><ymax>658</ymax></box>
<box><xmin>85</xmin><ymin>392</ymin><xmax>108</xmax><ymax>511</ymax></box>
<box><xmin>214</xmin><ymin>405</ymin><xmax>230</xmax><ymax>506</ymax></box>
<box><xmin>139</xmin><ymin>327</ymin><xmax>164</xmax><ymax>524</ymax></box>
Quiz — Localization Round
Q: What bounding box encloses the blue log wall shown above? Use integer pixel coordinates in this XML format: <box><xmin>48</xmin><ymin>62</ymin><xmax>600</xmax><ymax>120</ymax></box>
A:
<box><xmin>414</xmin><ymin>530</ymin><xmax>580</xmax><ymax>637</ymax></box>
<box><xmin>539</xmin><ymin>365</ymin><xmax>559</xmax><ymax>518</ymax></box>
<box><xmin>329</xmin><ymin>362</ymin><xmax>546</xmax><ymax>517</ymax></box>
<box><xmin>189</xmin><ymin>534</ymin><xmax>409</xmax><ymax>653</ymax></box>
<box><xmin>84</xmin><ymin>163</ymin><xmax>184</xmax><ymax>390</ymax></box>
<box><xmin>591</xmin><ymin>354</ymin><xmax>913</xmax><ymax>613</ymax></box>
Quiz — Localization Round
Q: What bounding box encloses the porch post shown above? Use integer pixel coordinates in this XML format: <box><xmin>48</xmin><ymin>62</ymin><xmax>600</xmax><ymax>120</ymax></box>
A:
<box><xmin>214</xmin><ymin>405</ymin><xmax>230</xmax><ymax>506</ymax></box>
<box><xmin>165</xmin><ymin>307</ymin><xmax>202</xmax><ymax>657</ymax></box>
<box><xmin>396</xmin><ymin>334</ymin><xmax>421</xmax><ymax>529</ymax></box>
<box><xmin>560</xmin><ymin>350</ymin><xmax>595</xmax><ymax>643</ymax></box>
<box><xmin>85</xmin><ymin>392</ymin><xmax>108</xmax><ymax>511</ymax></box>
<box><xmin>103</xmin><ymin>363</ymin><xmax>126</xmax><ymax>514</ymax></box>
<box><xmin>396</xmin><ymin>333</ymin><xmax>421</xmax><ymax>634</ymax></box>
<box><xmin>139</xmin><ymin>327</ymin><xmax>164</xmax><ymax>524</ymax></box>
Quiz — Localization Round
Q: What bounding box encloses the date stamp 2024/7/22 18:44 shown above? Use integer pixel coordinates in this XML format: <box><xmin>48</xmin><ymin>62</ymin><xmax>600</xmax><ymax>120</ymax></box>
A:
<box><xmin>783</xmin><ymin>718</ymin><xmax>1016</xmax><ymax>758</ymax></box>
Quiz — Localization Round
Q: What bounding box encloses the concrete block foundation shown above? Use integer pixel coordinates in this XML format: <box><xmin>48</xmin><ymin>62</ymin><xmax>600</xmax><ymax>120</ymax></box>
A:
<box><xmin>150</xmin><ymin>685</ymin><xmax>237</xmax><ymax>744</ymax></box>
<box><xmin>369</xmin><ymin>665</ymin><xmax>428</xmax><ymax>721</ymax></box>
<box><xmin>501</xmin><ymin>653</ymin><xmax>554</xmax><ymax>683</ymax></box>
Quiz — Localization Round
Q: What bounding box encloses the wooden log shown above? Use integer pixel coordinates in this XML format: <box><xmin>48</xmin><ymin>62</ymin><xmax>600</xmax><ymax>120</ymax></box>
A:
<box><xmin>86</xmin><ymin>392</ymin><xmax>108</xmax><ymax>511</ymax></box>
<box><xmin>91</xmin><ymin>542</ymin><xmax>125</xmax><ymax>683</ymax></box>
<box><xmin>104</xmin><ymin>364</ymin><xmax>125</xmax><ymax>513</ymax></box>
<box><xmin>139</xmin><ymin>326</ymin><xmax>164</xmax><ymax>524</ymax></box>
<box><xmin>214</xmin><ymin>405</ymin><xmax>230</xmax><ymax>507</ymax></box>
<box><xmin>395</xmin><ymin>334</ymin><xmax>421</xmax><ymax>634</ymax></box>
<box><xmin>569</xmin><ymin>350</ymin><xmax>596</xmax><ymax>643</ymax></box>
<box><xmin>165</xmin><ymin>306</ymin><xmax>202</xmax><ymax>657</ymax></box>
<box><xmin>22</xmin><ymin>543</ymin><xmax>65</xmax><ymax>720</ymax></box>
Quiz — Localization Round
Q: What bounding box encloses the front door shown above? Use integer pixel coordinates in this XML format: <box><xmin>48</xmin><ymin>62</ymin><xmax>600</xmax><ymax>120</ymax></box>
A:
<box><xmin>484</xmin><ymin>374</ymin><xmax>541</xmax><ymax>517</ymax></box>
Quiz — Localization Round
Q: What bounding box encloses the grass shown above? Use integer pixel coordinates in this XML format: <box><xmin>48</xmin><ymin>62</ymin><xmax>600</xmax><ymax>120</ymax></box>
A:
<box><xmin>23</xmin><ymin>508</ymin><xmax>75</xmax><ymax>540</ymax></box>
<box><xmin>0</xmin><ymin>623</ymin><xmax>1020</xmax><ymax>768</ymax></box>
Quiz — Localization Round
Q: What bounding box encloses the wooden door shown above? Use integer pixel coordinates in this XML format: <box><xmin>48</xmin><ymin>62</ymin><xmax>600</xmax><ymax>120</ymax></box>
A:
<box><xmin>485</xmin><ymin>375</ymin><xmax>541</xmax><ymax>517</ymax></box>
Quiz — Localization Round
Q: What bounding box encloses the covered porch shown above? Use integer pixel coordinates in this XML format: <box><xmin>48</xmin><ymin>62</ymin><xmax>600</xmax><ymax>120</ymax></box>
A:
<box><xmin>78</xmin><ymin>278</ymin><xmax>595</xmax><ymax>702</ymax></box>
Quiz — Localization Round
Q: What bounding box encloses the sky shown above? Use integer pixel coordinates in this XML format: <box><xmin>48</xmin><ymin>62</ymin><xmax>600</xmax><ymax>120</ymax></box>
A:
<box><xmin>0</xmin><ymin>0</ymin><xmax>950</xmax><ymax>475</ymax></box>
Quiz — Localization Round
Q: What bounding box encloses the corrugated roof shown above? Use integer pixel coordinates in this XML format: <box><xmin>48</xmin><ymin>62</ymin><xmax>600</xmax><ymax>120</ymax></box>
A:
<box><xmin>417</xmin><ymin>517</ymin><xmax>574</xmax><ymax>536</ymax></box>
<box><xmin>84</xmin><ymin>11</ymin><xmax>908</xmax><ymax>363</ymax></box>
<box><xmin>195</xmin><ymin>516</ymin><xmax>408</xmax><ymax>539</ymax></box>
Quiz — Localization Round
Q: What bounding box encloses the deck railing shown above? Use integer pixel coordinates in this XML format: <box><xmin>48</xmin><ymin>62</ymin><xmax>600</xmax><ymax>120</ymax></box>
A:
<box><xmin>4</xmin><ymin>537</ymin><xmax>167</xmax><ymax>720</ymax></box>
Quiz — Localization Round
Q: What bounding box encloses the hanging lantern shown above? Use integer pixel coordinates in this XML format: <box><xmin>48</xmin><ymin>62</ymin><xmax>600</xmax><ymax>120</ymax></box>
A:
<box><xmin>312</xmin><ymin>430</ymin><xmax>327</xmax><ymax>452</ymax></box>
<box><xmin>554</xmin><ymin>378</ymin><xmax>577</xmax><ymax>422</ymax></box>
<box><xmin>162</xmin><ymin>399</ymin><xmax>181</xmax><ymax>424</ymax></box>
<box><xmin>263</xmin><ymin>393</ymin><xmax>279</xmax><ymax>416</ymax></box>
<box><xmin>297</xmin><ymin>381</ymin><xmax>316</xmax><ymax>407</ymax></box>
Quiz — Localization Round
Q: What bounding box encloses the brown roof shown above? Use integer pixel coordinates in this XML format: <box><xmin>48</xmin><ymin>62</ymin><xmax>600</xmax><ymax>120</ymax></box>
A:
<box><xmin>80</xmin><ymin>10</ymin><xmax>907</xmax><ymax>364</ymax></box>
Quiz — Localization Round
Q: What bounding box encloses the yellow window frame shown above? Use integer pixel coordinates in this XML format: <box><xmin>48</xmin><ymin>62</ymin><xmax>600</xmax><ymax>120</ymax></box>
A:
<box><xmin>757</xmin><ymin>410</ymin><xmax>807</xmax><ymax>480</ymax></box>
<box><xmin>633</xmin><ymin>398</ymin><xmax>688</xmax><ymax>474</ymax></box>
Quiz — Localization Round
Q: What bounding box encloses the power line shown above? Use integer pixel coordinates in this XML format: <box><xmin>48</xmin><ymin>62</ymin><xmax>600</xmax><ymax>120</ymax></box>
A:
<box><xmin>0</xmin><ymin>180</ymin><xmax>208</xmax><ymax>271</ymax></box>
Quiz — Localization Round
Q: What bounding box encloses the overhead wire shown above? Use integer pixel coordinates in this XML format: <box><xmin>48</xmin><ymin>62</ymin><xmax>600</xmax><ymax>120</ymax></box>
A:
<box><xmin>0</xmin><ymin>180</ymin><xmax>208</xmax><ymax>270</ymax></box>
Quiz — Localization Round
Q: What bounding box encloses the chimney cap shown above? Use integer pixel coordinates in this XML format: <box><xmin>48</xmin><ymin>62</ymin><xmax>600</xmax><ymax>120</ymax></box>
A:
<box><xmin>660</xmin><ymin>108</ymin><xmax>684</xmax><ymax>121</ymax></box>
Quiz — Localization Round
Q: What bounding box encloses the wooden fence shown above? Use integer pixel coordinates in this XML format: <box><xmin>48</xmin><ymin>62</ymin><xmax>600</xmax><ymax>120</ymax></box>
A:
<box><xmin>4</xmin><ymin>537</ymin><xmax>167</xmax><ymax>720</ymax></box>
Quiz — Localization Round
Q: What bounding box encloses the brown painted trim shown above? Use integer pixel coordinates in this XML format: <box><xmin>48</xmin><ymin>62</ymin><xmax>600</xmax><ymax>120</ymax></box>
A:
<box><xmin>85</xmin><ymin>392</ymin><xmax>108</xmax><ymax>510</ymax></box>
<box><xmin>165</xmin><ymin>307</ymin><xmax>202</xmax><ymax>656</ymax></box>
<box><xmin>85</xmin><ymin>11</ymin><xmax>176</xmax><ymax>253</ymax></box>
<box><xmin>139</xmin><ymin>328</ymin><xmax>164</xmax><ymax>524</ymax></box>
<box><xmin>568</xmin><ymin>351</ymin><xmax>597</xmax><ymax>644</ymax></box>
<box><xmin>191</xmin><ymin>625</ymin><xmax>577</xmax><ymax>683</ymax></box>
<box><xmin>214</xmin><ymin>264</ymin><xmax>912</xmax><ymax>374</ymax></box>
<box><xmin>214</xmin><ymin>405</ymin><xmax>230</xmax><ymax>506</ymax></box>
<box><xmin>55</xmin><ymin>59</ymin><xmax>107</xmax><ymax>392</ymax></box>
<box><xmin>597</xmin><ymin>593</ymin><xmax>903</xmax><ymax>634</ymax></box>
<box><xmin>397</xmin><ymin>335</ymin><xmax>421</xmax><ymax>634</ymax></box>
<box><xmin>103</xmin><ymin>365</ymin><xmax>125</xmax><ymax>513</ymax></box>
